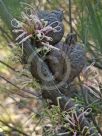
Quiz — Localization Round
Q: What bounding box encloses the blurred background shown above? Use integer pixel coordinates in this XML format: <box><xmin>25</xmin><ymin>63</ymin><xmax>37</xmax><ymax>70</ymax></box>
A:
<box><xmin>0</xmin><ymin>0</ymin><xmax>102</xmax><ymax>135</ymax></box>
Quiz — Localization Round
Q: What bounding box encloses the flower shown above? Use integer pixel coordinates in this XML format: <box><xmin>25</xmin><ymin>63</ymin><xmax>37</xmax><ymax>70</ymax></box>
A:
<box><xmin>11</xmin><ymin>9</ymin><xmax>61</xmax><ymax>50</ymax></box>
<box><xmin>81</xmin><ymin>62</ymin><xmax>101</xmax><ymax>99</ymax></box>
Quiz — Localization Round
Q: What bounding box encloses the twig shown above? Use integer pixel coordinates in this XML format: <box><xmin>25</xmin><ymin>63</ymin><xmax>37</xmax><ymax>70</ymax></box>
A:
<box><xmin>78</xmin><ymin>76</ymin><xmax>87</xmax><ymax>105</ymax></box>
<box><xmin>0</xmin><ymin>26</ymin><xmax>12</xmax><ymax>40</ymax></box>
<box><xmin>88</xmin><ymin>58</ymin><xmax>102</xmax><ymax>70</ymax></box>
<box><xmin>0</xmin><ymin>119</ymin><xmax>29</xmax><ymax>136</ymax></box>
<box><xmin>78</xmin><ymin>76</ymin><xmax>102</xmax><ymax>135</ymax></box>
<box><xmin>69</xmin><ymin>0</ymin><xmax>73</xmax><ymax>33</ymax></box>
<box><xmin>0</xmin><ymin>75</ymin><xmax>42</xmax><ymax>98</ymax></box>
<box><xmin>0</xmin><ymin>60</ymin><xmax>18</xmax><ymax>72</ymax></box>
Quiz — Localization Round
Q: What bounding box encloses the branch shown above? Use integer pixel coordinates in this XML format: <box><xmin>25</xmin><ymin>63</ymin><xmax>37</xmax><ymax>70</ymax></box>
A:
<box><xmin>0</xmin><ymin>60</ymin><xmax>18</xmax><ymax>72</ymax></box>
<box><xmin>0</xmin><ymin>75</ymin><xmax>41</xmax><ymax>98</ymax></box>
<box><xmin>0</xmin><ymin>119</ymin><xmax>29</xmax><ymax>136</ymax></box>
<box><xmin>0</xmin><ymin>26</ymin><xmax>12</xmax><ymax>40</ymax></box>
<box><xmin>69</xmin><ymin>0</ymin><xmax>73</xmax><ymax>33</ymax></box>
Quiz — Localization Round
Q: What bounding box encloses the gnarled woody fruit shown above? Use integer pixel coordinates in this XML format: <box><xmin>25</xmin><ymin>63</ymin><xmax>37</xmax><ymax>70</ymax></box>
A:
<box><xmin>37</xmin><ymin>10</ymin><xmax>64</xmax><ymax>45</ymax></box>
<box><xmin>46</xmin><ymin>41</ymin><xmax>86</xmax><ymax>83</ymax></box>
<box><xmin>30</xmin><ymin>40</ymin><xmax>86</xmax><ymax>86</ymax></box>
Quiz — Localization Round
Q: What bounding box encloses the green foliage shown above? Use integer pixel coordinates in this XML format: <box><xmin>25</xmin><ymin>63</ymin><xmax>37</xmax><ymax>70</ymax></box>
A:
<box><xmin>76</xmin><ymin>0</ymin><xmax>102</xmax><ymax>64</ymax></box>
<box><xmin>3</xmin><ymin>0</ymin><xmax>27</xmax><ymax>17</ymax></box>
<box><xmin>43</xmin><ymin>104</ymin><xmax>97</xmax><ymax>136</ymax></box>
<box><xmin>0</xmin><ymin>0</ymin><xmax>31</xmax><ymax>29</ymax></box>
